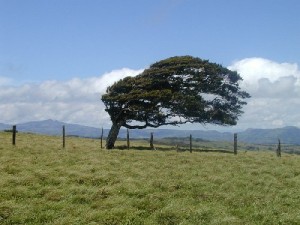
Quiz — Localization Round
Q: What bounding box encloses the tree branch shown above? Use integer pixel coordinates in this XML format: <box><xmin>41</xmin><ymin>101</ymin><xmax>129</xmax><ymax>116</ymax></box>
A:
<box><xmin>123</xmin><ymin>120</ymin><xmax>181</xmax><ymax>129</ymax></box>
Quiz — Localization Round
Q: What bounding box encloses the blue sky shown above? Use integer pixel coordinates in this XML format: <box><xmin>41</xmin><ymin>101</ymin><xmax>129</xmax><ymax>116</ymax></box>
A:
<box><xmin>1</xmin><ymin>0</ymin><xmax>299</xmax><ymax>82</ymax></box>
<box><xmin>1</xmin><ymin>0</ymin><xmax>300</xmax><ymax>130</ymax></box>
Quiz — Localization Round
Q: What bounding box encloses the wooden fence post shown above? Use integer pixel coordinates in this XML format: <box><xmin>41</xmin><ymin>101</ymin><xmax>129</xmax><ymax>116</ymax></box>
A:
<box><xmin>150</xmin><ymin>132</ymin><xmax>154</xmax><ymax>149</ymax></box>
<box><xmin>12</xmin><ymin>125</ymin><xmax>17</xmax><ymax>146</ymax></box>
<box><xmin>62</xmin><ymin>125</ymin><xmax>65</xmax><ymax>148</ymax></box>
<box><xmin>127</xmin><ymin>129</ymin><xmax>130</xmax><ymax>150</ymax></box>
<box><xmin>277</xmin><ymin>139</ymin><xmax>281</xmax><ymax>157</ymax></box>
<box><xmin>100</xmin><ymin>127</ymin><xmax>103</xmax><ymax>149</ymax></box>
<box><xmin>234</xmin><ymin>133</ymin><xmax>237</xmax><ymax>155</ymax></box>
<box><xmin>189</xmin><ymin>134</ymin><xmax>192</xmax><ymax>153</ymax></box>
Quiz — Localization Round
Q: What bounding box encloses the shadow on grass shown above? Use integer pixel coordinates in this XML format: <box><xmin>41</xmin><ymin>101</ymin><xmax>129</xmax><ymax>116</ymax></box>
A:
<box><xmin>114</xmin><ymin>145</ymin><xmax>171</xmax><ymax>151</ymax></box>
<box><xmin>196</xmin><ymin>149</ymin><xmax>234</xmax><ymax>154</ymax></box>
<box><xmin>114</xmin><ymin>145</ymin><xmax>234</xmax><ymax>154</ymax></box>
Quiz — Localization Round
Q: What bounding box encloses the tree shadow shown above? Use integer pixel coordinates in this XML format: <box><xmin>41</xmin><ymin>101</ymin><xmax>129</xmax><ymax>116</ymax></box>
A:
<box><xmin>195</xmin><ymin>149</ymin><xmax>234</xmax><ymax>154</ymax></box>
<box><xmin>114</xmin><ymin>145</ymin><xmax>234</xmax><ymax>154</ymax></box>
<box><xmin>114</xmin><ymin>145</ymin><xmax>173</xmax><ymax>151</ymax></box>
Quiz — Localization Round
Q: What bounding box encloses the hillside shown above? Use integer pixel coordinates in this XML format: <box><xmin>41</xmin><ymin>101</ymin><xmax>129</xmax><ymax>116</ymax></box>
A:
<box><xmin>1</xmin><ymin>119</ymin><xmax>300</xmax><ymax>144</ymax></box>
<box><xmin>0</xmin><ymin>132</ymin><xmax>300</xmax><ymax>224</ymax></box>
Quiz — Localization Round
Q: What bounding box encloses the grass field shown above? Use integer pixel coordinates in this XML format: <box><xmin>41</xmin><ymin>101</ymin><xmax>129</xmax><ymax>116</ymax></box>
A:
<box><xmin>1</xmin><ymin>132</ymin><xmax>300</xmax><ymax>224</ymax></box>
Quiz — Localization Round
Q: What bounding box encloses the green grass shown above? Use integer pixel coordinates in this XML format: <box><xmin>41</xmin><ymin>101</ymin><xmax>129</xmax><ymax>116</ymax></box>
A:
<box><xmin>1</xmin><ymin>132</ymin><xmax>300</xmax><ymax>224</ymax></box>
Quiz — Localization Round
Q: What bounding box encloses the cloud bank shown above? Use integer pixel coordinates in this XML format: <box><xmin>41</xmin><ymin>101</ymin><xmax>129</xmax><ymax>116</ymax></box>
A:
<box><xmin>0</xmin><ymin>68</ymin><xmax>143</xmax><ymax>127</ymax></box>
<box><xmin>1</xmin><ymin>58</ymin><xmax>300</xmax><ymax>130</ymax></box>
<box><xmin>229</xmin><ymin>58</ymin><xmax>300</xmax><ymax>129</ymax></box>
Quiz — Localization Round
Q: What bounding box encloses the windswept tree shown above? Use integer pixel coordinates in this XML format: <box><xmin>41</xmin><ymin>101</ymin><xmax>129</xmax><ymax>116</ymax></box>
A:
<box><xmin>102</xmin><ymin>56</ymin><xmax>250</xmax><ymax>149</ymax></box>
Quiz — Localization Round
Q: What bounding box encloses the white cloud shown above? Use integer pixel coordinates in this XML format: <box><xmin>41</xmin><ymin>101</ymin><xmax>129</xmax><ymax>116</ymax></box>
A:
<box><xmin>228</xmin><ymin>57</ymin><xmax>300</xmax><ymax>85</ymax></box>
<box><xmin>0</xmin><ymin>68</ymin><xmax>143</xmax><ymax>127</ymax></box>
<box><xmin>0</xmin><ymin>76</ymin><xmax>12</xmax><ymax>86</ymax></box>
<box><xmin>228</xmin><ymin>58</ymin><xmax>300</xmax><ymax>129</ymax></box>
<box><xmin>1</xmin><ymin>58</ymin><xmax>300</xmax><ymax>131</ymax></box>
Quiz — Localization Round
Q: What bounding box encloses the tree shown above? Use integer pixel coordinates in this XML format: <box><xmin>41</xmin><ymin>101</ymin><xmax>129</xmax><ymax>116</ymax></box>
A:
<box><xmin>101</xmin><ymin>56</ymin><xmax>250</xmax><ymax>149</ymax></box>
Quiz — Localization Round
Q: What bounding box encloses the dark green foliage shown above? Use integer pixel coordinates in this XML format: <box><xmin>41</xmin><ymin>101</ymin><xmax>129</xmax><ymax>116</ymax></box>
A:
<box><xmin>102</xmin><ymin>56</ymin><xmax>250</xmax><ymax>148</ymax></box>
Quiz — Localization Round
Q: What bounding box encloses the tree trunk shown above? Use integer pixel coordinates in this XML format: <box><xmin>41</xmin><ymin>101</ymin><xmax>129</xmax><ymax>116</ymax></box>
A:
<box><xmin>106</xmin><ymin>120</ymin><xmax>123</xmax><ymax>149</ymax></box>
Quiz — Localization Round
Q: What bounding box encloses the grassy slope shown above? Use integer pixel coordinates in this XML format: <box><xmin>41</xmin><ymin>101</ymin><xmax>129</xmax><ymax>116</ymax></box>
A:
<box><xmin>0</xmin><ymin>132</ymin><xmax>300</xmax><ymax>225</ymax></box>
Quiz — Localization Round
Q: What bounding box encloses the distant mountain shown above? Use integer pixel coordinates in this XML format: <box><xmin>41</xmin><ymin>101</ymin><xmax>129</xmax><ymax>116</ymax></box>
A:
<box><xmin>0</xmin><ymin>123</ymin><xmax>10</xmax><ymax>130</ymax></box>
<box><xmin>1</xmin><ymin>120</ymin><xmax>102</xmax><ymax>138</ymax></box>
<box><xmin>238</xmin><ymin>126</ymin><xmax>300</xmax><ymax>144</ymax></box>
<box><xmin>1</xmin><ymin>120</ymin><xmax>300</xmax><ymax>144</ymax></box>
<box><xmin>128</xmin><ymin>127</ymin><xmax>300</xmax><ymax>144</ymax></box>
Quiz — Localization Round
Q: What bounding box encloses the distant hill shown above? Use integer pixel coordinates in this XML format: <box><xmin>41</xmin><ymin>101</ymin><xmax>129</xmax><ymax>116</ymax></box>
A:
<box><xmin>0</xmin><ymin>120</ymin><xmax>101</xmax><ymax>138</ymax></box>
<box><xmin>1</xmin><ymin>120</ymin><xmax>300</xmax><ymax>144</ymax></box>
<box><xmin>0</xmin><ymin>123</ymin><xmax>10</xmax><ymax>131</ymax></box>
<box><xmin>238</xmin><ymin>126</ymin><xmax>300</xmax><ymax>144</ymax></box>
<box><xmin>17</xmin><ymin>119</ymin><xmax>102</xmax><ymax>138</ymax></box>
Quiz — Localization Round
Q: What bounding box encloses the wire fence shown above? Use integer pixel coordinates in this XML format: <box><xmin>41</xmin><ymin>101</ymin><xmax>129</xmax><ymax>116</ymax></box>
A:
<box><xmin>3</xmin><ymin>125</ymin><xmax>300</xmax><ymax>156</ymax></box>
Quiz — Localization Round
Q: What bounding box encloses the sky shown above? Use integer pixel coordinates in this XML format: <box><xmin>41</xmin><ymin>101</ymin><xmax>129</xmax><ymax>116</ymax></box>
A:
<box><xmin>1</xmin><ymin>0</ymin><xmax>300</xmax><ymax>131</ymax></box>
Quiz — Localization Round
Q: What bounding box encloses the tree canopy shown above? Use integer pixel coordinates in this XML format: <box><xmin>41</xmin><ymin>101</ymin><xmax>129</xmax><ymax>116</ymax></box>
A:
<box><xmin>102</xmin><ymin>56</ymin><xmax>250</xmax><ymax>149</ymax></box>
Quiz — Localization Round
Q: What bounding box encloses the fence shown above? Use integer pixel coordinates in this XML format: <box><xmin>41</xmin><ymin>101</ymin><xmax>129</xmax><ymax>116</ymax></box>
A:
<box><xmin>5</xmin><ymin>125</ymin><xmax>286</xmax><ymax>156</ymax></box>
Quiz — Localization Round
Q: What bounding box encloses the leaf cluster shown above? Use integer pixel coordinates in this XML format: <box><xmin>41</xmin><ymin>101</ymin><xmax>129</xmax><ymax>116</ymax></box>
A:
<box><xmin>101</xmin><ymin>56</ymin><xmax>250</xmax><ymax>129</ymax></box>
